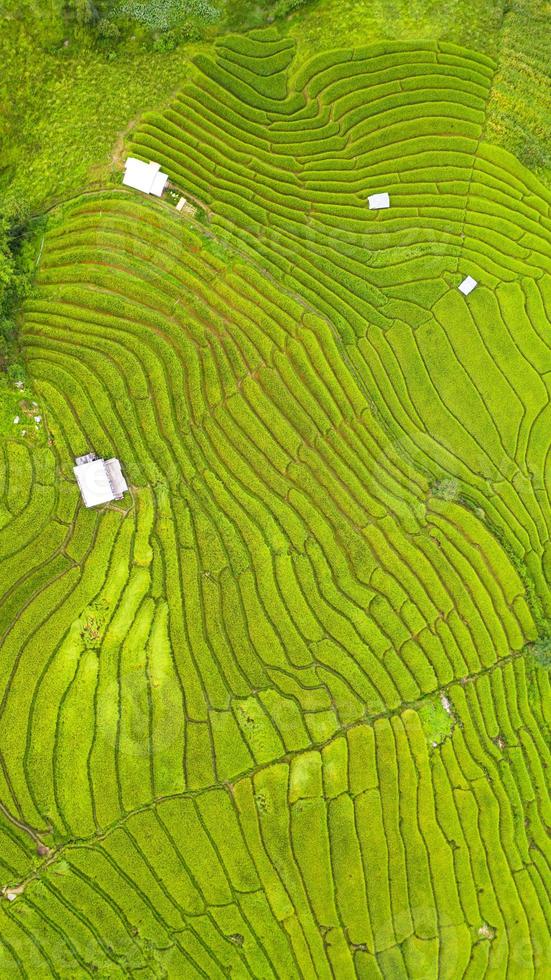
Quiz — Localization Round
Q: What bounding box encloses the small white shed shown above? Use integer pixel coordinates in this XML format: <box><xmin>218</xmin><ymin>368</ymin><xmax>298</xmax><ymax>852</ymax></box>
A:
<box><xmin>74</xmin><ymin>453</ymin><xmax>128</xmax><ymax>508</ymax></box>
<box><xmin>368</xmin><ymin>192</ymin><xmax>390</xmax><ymax>210</ymax></box>
<box><xmin>458</xmin><ymin>275</ymin><xmax>477</xmax><ymax>295</ymax></box>
<box><xmin>123</xmin><ymin>158</ymin><xmax>168</xmax><ymax>197</ymax></box>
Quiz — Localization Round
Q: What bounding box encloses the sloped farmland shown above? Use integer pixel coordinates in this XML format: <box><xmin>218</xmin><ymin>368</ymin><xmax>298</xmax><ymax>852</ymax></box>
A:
<box><xmin>0</xmin><ymin>28</ymin><xmax>549</xmax><ymax>978</ymax></box>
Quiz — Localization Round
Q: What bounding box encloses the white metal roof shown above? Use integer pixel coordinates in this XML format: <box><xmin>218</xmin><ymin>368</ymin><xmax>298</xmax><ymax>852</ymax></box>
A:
<box><xmin>150</xmin><ymin>170</ymin><xmax>168</xmax><ymax>197</ymax></box>
<box><xmin>73</xmin><ymin>457</ymin><xmax>128</xmax><ymax>508</ymax></box>
<box><xmin>458</xmin><ymin>275</ymin><xmax>478</xmax><ymax>295</ymax></box>
<box><xmin>368</xmin><ymin>192</ymin><xmax>390</xmax><ymax>210</ymax></box>
<box><xmin>104</xmin><ymin>458</ymin><xmax>128</xmax><ymax>497</ymax></box>
<box><xmin>74</xmin><ymin>459</ymin><xmax>116</xmax><ymax>507</ymax></box>
<box><xmin>123</xmin><ymin>157</ymin><xmax>168</xmax><ymax>196</ymax></box>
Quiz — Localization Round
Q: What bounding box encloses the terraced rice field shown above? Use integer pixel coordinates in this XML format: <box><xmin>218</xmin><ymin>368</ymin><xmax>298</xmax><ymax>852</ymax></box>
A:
<box><xmin>0</xmin><ymin>26</ymin><xmax>550</xmax><ymax>978</ymax></box>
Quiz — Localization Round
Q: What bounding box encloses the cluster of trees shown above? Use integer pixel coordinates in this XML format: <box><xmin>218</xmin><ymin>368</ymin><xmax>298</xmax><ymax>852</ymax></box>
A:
<box><xmin>0</xmin><ymin>221</ymin><xmax>18</xmax><ymax>374</ymax></box>
<box><xmin>5</xmin><ymin>1</ymin><xmax>313</xmax><ymax>52</ymax></box>
<box><xmin>0</xmin><ymin>216</ymin><xmax>38</xmax><ymax>380</ymax></box>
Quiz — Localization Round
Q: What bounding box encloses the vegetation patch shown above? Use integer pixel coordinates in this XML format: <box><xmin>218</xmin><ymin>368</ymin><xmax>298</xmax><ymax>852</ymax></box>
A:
<box><xmin>418</xmin><ymin>693</ymin><xmax>455</xmax><ymax>747</ymax></box>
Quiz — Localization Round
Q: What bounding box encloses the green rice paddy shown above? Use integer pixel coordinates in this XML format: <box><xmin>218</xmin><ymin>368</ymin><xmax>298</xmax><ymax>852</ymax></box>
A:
<box><xmin>0</xmin><ymin>16</ymin><xmax>549</xmax><ymax>980</ymax></box>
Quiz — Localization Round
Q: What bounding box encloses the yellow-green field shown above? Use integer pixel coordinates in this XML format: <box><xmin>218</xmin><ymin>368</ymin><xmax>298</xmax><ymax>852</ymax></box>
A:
<box><xmin>0</xmin><ymin>15</ymin><xmax>549</xmax><ymax>980</ymax></box>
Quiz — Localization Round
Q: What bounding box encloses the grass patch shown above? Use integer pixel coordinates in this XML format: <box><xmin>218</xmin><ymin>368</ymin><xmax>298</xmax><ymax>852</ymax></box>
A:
<box><xmin>418</xmin><ymin>694</ymin><xmax>455</xmax><ymax>747</ymax></box>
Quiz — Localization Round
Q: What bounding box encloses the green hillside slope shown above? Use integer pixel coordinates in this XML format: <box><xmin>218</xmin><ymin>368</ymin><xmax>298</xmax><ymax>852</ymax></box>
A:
<box><xmin>0</xmin><ymin>23</ymin><xmax>549</xmax><ymax>980</ymax></box>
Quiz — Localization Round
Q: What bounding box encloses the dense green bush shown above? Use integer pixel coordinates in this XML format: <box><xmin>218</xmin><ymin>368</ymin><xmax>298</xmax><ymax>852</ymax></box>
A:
<box><xmin>0</xmin><ymin>215</ymin><xmax>42</xmax><ymax>378</ymax></box>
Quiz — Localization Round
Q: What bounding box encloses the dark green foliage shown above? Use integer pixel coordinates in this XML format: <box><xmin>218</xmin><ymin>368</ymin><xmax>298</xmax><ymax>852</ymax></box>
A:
<box><xmin>527</xmin><ymin>635</ymin><xmax>551</xmax><ymax>669</ymax></box>
<box><xmin>0</xmin><ymin>214</ymin><xmax>44</xmax><ymax>377</ymax></box>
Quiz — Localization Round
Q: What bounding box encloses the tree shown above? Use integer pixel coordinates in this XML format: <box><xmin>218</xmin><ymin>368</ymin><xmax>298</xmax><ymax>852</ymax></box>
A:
<box><xmin>0</xmin><ymin>220</ymin><xmax>15</xmax><ymax>303</ymax></box>
<box><xmin>68</xmin><ymin>0</ymin><xmax>100</xmax><ymax>26</ymax></box>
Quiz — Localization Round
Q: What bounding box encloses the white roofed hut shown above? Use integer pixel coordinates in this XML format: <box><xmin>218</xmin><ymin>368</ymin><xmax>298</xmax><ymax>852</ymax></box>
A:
<box><xmin>74</xmin><ymin>453</ymin><xmax>128</xmax><ymax>508</ymax></box>
<box><xmin>123</xmin><ymin>158</ymin><xmax>168</xmax><ymax>197</ymax></box>
<box><xmin>458</xmin><ymin>275</ymin><xmax>478</xmax><ymax>295</ymax></box>
<box><xmin>368</xmin><ymin>192</ymin><xmax>390</xmax><ymax>210</ymax></box>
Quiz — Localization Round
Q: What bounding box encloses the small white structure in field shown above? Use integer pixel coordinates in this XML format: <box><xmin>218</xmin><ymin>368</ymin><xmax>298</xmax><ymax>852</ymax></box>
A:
<box><xmin>74</xmin><ymin>453</ymin><xmax>128</xmax><ymax>508</ymax></box>
<box><xmin>123</xmin><ymin>158</ymin><xmax>168</xmax><ymax>197</ymax></box>
<box><xmin>440</xmin><ymin>693</ymin><xmax>452</xmax><ymax>714</ymax></box>
<box><xmin>13</xmin><ymin>416</ymin><xmax>19</xmax><ymax>424</ymax></box>
<box><xmin>368</xmin><ymin>192</ymin><xmax>390</xmax><ymax>210</ymax></box>
<box><xmin>176</xmin><ymin>197</ymin><xmax>187</xmax><ymax>212</ymax></box>
<box><xmin>458</xmin><ymin>275</ymin><xmax>477</xmax><ymax>295</ymax></box>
